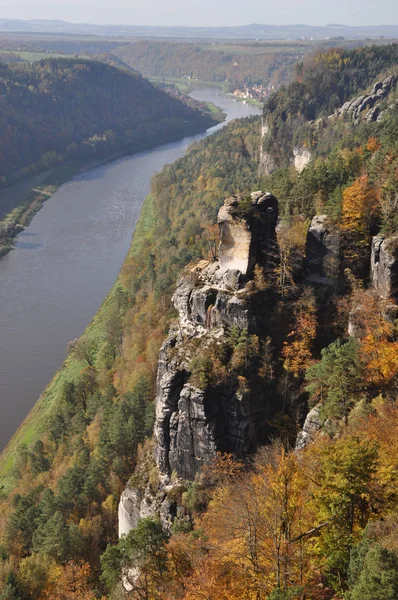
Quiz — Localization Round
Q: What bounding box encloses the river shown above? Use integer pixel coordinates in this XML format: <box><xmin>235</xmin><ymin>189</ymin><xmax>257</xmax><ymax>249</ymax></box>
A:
<box><xmin>0</xmin><ymin>88</ymin><xmax>261</xmax><ymax>450</ymax></box>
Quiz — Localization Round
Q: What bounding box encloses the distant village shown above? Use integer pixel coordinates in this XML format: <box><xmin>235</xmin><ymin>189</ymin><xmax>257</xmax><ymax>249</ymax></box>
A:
<box><xmin>231</xmin><ymin>83</ymin><xmax>275</xmax><ymax>102</ymax></box>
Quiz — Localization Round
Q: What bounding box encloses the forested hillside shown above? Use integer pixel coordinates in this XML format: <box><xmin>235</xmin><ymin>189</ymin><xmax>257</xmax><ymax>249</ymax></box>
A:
<box><xmin>1</xmin><ymin>43</ymin><xmax>398</xmax><ymax>600</ymax></box>
<box><xmin>112</xmin><ymin>41</ymin><xmax>309</xmax><ymax>87</ymax></box>
<box><xmin>0</xmin><ymin>116</ymin><xmax>262</xmax><ymax>599</ymax></box>
<box><xmin>262</xmin><ymin>43</ymin><xmax>398</xmax><ymax>167</ymax></box>
<box><xmin>0</xmin><ymin>58</ymin><xmax>217</xmax><ymax>187</ymax></box>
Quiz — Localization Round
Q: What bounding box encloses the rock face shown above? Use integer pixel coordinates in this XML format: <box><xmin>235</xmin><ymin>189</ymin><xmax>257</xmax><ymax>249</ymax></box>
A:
<box><xmin>118</xmin><ymin>483</ymin><xmax>176</xmax><ymax>536</ymax></box>
<box><xmin>218</xmin><ymin>192</ymin><xmax>278</xmax><ymax>276</ymax></box>
<box><xmin>371</xmin><ymin>235</ymin><xmax>398</xmax><ymax>301</ymax></box>
<box><xmin>119</xmin><ymin>192</ymin><xmax>280</xmax><ymax>538</ymax></box>
<box><xmin>348</xmin><ymin>305</ymin><xmax>366</xmax><ymax>339</ymax></box>
<box><xmin>155</xmin><ymin>192</ymin><xmax>278</xmax><ymax>481</ymax></box>
<box><xmin>295</xmin><ymin>405</ymin><xmax>322</xmax><ymax>450</ymax></box>
<box><xmin>304</xmin><ymin>215</ymin><xmax>340</xmax><ymax>293</ymax></box>
<box><xmin>293</xmin><ymin>146</ymin><xmax>312</xmax><ymax>172</ymax></box>
<box><xmin>336</xmin><ymin>75</ymin><xmax>397</xmax><ymax>123</ymax></box>
<box><xmin>258</xmin><ymin>118</ymin><xmax>277</xmax><ymax>175</ymax></box>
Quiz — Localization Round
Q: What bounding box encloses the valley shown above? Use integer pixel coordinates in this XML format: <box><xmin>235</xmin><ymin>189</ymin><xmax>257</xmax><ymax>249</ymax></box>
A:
<box><xmin>0</xmin><ymin>87</ymin><xmax>261</xmax><ymax>453</ymax></box>
<box><xmin>1</xmin><ymin>19</ymin><xmax>398</xmax><ymax>600</ymax></box>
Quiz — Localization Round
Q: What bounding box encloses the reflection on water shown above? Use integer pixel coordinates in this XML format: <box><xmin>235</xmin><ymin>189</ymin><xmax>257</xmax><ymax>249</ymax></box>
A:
<box><xmin>0</xmin><ymin>89</ymin><xmax>261</xmax><ymax>450</ymax></box>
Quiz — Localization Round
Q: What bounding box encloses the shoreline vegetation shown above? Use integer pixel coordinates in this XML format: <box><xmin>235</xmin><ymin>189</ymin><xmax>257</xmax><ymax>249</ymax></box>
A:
<box><xmin>0</xmin><ymin>100</ymin><xmax>225</xmax><ymax>260</ymax></box>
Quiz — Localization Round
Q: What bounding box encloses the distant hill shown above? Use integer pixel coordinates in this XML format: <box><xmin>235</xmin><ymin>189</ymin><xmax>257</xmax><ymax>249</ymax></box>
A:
<box><xmin>0</xmin><ymin>58</ymin><xmax>216</xmax><ymax>185</ymax></box>
<box><xmin>112</xmin><ymin>40</ymin><xmax>308</xmax><ymax>87</ymax></box>
<box><xmin>0</xmin><ymin>19</ymin><xmax>398</xmax><ymax>40</ymax></box>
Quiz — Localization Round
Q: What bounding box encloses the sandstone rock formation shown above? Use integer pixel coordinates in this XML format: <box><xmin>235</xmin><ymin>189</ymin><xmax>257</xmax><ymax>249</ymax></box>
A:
<box><xmin>336</xmin><ymin>75</ymin><xmax>397</xmax><ymax>123</ymax></box>
<box><xmin>258</xmin><ymin>118</ymin><xmax>277</xmax><ymax>175</ymax></box>
<box><xmin>295</xmin><ymin>405</ymin><xmax>322</xmax><ymax>450</ymax></box>
<box><xmin>371</xmin><ymin>234</ymin><xmax>398</xmax><ymax>301</ymax></box>
<box><xmin>118</xmin><ymin>483</ymin><xmax>177</xmax><ymax>537</ymax></box>
<box><xmin>155</xmin><ymin>192</ymin><xmax>278</xmax><ymax>481</ymax></box>
<box><xmin>119</xmin><ymin>191</ymin><xmax>280</xmax><ymax>535</ymax></box>
<box><xmin>293</xmin><ymin>146</ymin><xmax>312</xmax><ymax>172</ymax></box>
<box><xmin>348</xmin><ymin>305</ymin><xmax>366</xmax><ymax>339</ymax></box>
<box><xmin>304</xmin><ymin>215</ymin><xmax>340</xmax><ymax>294</ymax></box>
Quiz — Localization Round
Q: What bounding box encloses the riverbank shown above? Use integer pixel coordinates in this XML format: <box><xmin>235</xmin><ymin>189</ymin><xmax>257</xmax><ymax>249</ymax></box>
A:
<box><xmin>0</xmin><ymin>101</ymin><xmax>224</xmax><ymax>259</ymax></box>
<box><xmin>0</xmin><ymin>193</ymin><xmax>154</xmax><ymax>488</ymax></box>
<box><xmin>0</xmin><ymin>88</ymin><xmax>261</xmax><ymax>487</ymax></box>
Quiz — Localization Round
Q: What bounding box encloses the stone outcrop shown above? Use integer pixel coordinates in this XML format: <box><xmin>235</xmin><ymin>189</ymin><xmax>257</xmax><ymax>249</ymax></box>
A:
<box><xmin>295</xmin><ymin>405</ymin><xmax>322</xmax><ymax>450</ymax></box>
<box><xmin>371</xmin><ymin>234</ymin><xmax>398</xmax><ymax>301</ymax></box>
<box><xmin>155</xmin><ymin>192</ymin><xmax>278</xmax><ymax>481</ymax></box>
<box><xmin>348</xmin><ymin>305</ymin><xmax>365</xmax><ymax>339</ymax></box>
<box><xmin>304</xmin><ymin>215</ymin><xmax>341</xmax><ymax>294</ymax></box>
<box><xmin>348</xmin><ymin>235</ymin><xmax>398</xmax><ymax>340</ymax></box>
<box><xmin>336</xmin><ymin>75</ymin><xmax>397</xmax><ymax>123</ymax></box>
<box><xmin>218</xmin><ymin>192</ymin><xmax>278</xmax><ymax>276</ymax></box>
<box><xmin>119</xmin><ymin>192</ymin><xmax>280</xmax><ymax>537</ymax></box>
<box><xmin>119</xmin><ymin>483</ymin><xmax>177</xmax><ymax>536</ymax></box>
<box><xmin>258</xmin><ymin>118</ymin><xmax>277</xmax><ymax>175</ymax></box>
<box><xmin>293</xmin><ymin>146</ymin><xmax>312</xmax><ymax>173</ymax></box>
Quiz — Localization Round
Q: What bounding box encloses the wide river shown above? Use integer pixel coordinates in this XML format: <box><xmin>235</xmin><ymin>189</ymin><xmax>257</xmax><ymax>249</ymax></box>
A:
<box><xmin>0</xmin><ymin>88</ymin><xmax>261</xmax><ymax>450</ymax></box>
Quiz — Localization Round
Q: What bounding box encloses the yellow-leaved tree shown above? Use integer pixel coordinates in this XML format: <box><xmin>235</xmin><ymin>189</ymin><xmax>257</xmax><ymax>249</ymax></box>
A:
<box><xmin>282</xmin><ymin>288</ymin><xmax>317</xmax><ymax>377</ymax></box>
<box><xmin>341</xmin><ymin>175</ymin><xmax>379</xmax><ymax>272</ymax></box>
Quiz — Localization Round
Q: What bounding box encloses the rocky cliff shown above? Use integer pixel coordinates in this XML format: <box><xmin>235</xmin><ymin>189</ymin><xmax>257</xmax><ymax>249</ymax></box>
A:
<box><xmin>304</xmin><ymin>214</ymin><xmax>341</xmax><ymax>295</ymax></box>
<box><xmin>119</xmin><ymin>191</ymin><xmax>280</xmax><ymax>535</ymax></box>
<box><xmin>258</xmin><ymin>119</ymin><xmax>276</xmax><ymax>175</ymax></box>
<box><xmin>293</xmin><ymin>146</ymin><xmax>312</xmax><ymax>173</ymax></box>
<box><xmin>260</xmin><ymin>74</ymin><xmax>397</xmax><ymax>175</ymax></box>
<box><xmin>335</xmin><ymin>75</ymin><xmax>397</xmax><ymax>124</ymax></box>
<box><xmin>371</xmin><ymin>234</ymin><xmax>398</xmax><ymax>301</ymax></box>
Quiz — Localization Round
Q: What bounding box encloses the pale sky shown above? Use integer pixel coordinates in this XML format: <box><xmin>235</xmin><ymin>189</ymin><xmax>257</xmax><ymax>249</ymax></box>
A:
<box><xmin>1</xmin><ymin>0</ymin><xmax>397</xmax><ymax>28</ymax></box>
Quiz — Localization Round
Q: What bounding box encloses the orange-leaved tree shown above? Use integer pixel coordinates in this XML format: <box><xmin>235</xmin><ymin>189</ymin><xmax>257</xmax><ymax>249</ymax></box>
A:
<box><xmin>181</xmin><ymin>443</ymin><xmax>313</xmax><ymax>599</ymax></box>
<box><xmin>349</xmin><ymin>287</ymin><xmax>398</xmax><ymax>387</ymax></box>
<box><xmin>340</xmin><ymin>175</ymin><xmax>379</xmax><ymax>272</ymax></box>
<box><xmin>283</xmin><ymin>287</ymin><xmax>317</xmax><ymax>377</ymax></box>
<box><xmin>40</xmin><ymin>561</ymin><xmax>97</xmax><ymax>600</ymax></box>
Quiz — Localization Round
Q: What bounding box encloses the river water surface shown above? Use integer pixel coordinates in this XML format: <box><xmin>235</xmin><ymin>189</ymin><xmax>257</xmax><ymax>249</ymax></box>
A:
<box><xmin>0</xmin><ymin>88</ymin><xmax>261</xmax><ymax>450</ymax></box>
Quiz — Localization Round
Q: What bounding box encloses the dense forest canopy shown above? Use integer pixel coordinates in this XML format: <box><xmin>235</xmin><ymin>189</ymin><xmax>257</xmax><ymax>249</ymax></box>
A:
<box><xmin>0</xmin><ymin>57</ymin><xmax>216</xmax><ymax>186</ymax></box>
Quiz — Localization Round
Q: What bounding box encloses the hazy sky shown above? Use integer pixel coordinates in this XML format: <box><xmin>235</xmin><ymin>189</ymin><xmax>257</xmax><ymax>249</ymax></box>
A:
<box><xmin>2</xmin><ymin>0</ymin><xmax>398</xmax><ymax>27</ymax></box>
